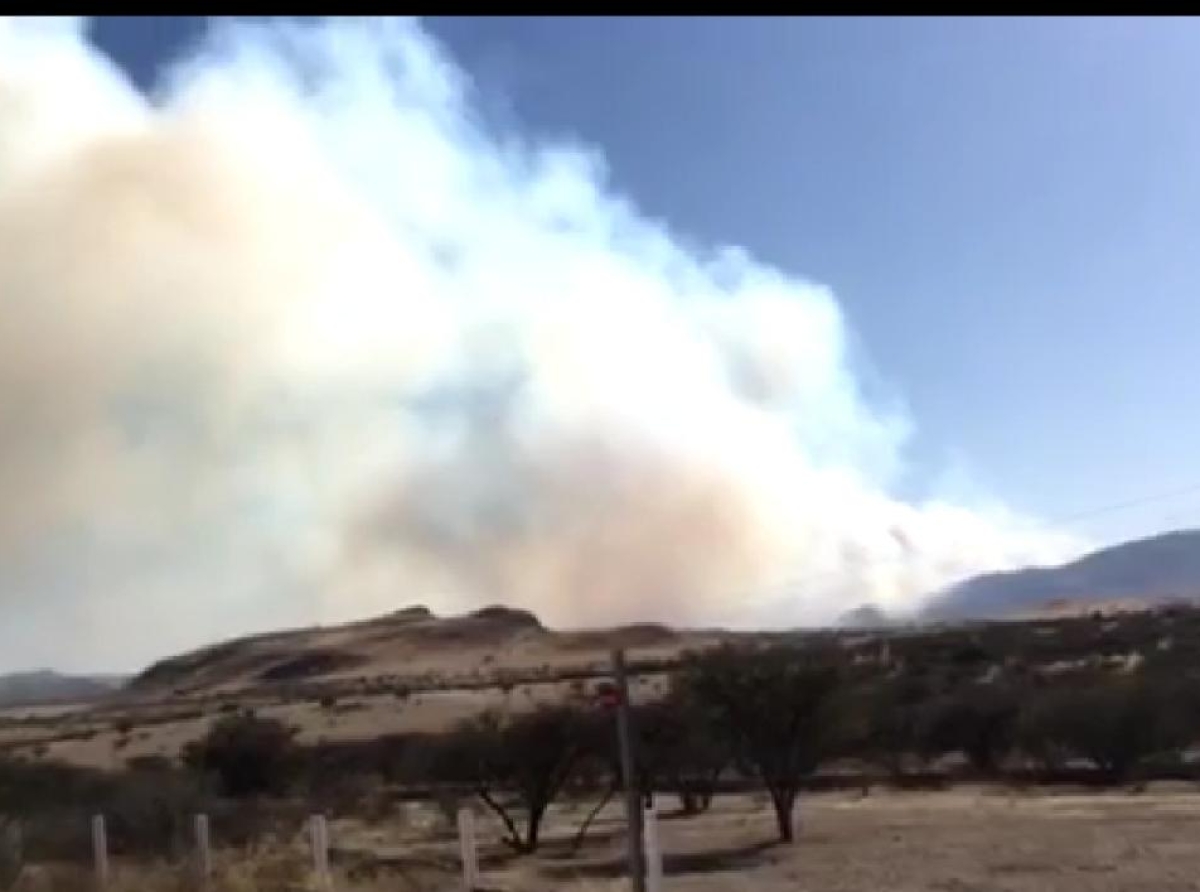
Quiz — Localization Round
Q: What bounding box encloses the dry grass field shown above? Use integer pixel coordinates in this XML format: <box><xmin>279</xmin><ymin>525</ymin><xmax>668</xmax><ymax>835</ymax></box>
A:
<box><xmin>482</xmin><ymin>787</ymin><xmax>1200</xmax><ymax>892</ymax></box>
<box><xmin>11</xmin><ymin>787</ymin><xmax>1200</xmax><ymax>891</ymax></box>
<box><xmin>10</xmin><ymin>606</ymin><xmax>1200</xmax><ymax>889</ymax></box>
<box><xmin>0</xmin><ymin>674</ymin><xmax>673</xmax><ymax>772</ymax></box>
<box><xmin>0</xmin><ymin>607</ymin><xmax>691</xmax><ymax>772</ymax></box>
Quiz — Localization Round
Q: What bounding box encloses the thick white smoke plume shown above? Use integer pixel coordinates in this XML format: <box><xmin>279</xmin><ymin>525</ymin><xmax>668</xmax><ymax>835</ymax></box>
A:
<box><xmin>0</xmin><ymin>17</ymin><xmax>1081</xmax><ymax>669</ymax></box>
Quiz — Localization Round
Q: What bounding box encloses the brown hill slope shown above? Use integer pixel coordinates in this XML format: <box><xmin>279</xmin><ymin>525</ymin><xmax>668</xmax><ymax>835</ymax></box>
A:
<box><xmin>17</xmin><ymin>601</ymin><xmax>1200</xmax><ymax>771</ymax></box>
<box><xmin>130</xmin><ymin>605</ymin><xmax>713</xmax><ymax>698</ymax></box>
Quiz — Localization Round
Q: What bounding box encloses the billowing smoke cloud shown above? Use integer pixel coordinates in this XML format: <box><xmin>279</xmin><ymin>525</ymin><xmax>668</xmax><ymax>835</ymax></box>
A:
<box><xmin>0</xmin><ymin>17</ymin><xmax>1082</xmax><ymax>668</ymax></box>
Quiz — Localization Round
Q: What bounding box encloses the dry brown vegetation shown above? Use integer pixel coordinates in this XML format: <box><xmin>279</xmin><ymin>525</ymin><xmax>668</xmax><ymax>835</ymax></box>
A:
<box><xmin>7</xmin><ymin>604</ymin><xmax>1200</xmax><ymax>889</ymax></box>
<box><xmin>3</xmin><ymin>600</ymin><xmax>1188</xmax><ymax>776</ymax></box>
<box><xmin>8</xmin><ymin>789</ymin><xmax>1200</xmax><ymax>891</ymax></box>
<box><xmin>0</xmin><ymin>606</ymin><xmax>703</xmax><ymax>772</ymax></box>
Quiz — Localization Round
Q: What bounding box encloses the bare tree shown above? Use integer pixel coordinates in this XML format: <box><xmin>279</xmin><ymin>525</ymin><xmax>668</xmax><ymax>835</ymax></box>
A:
<box><xmin>436</xmin><ymin>705</ymin><xmax>586</xmax><ymax>853</ymax></box>
<box><xmin>635</xmin><ymin>692</ymin><xmax>729</xmax><ymax>815</ymax></box>
<box><xmin>680</xmin><ymin>644</ymin><xmax>842</xmax><ymax>843</ymax></box>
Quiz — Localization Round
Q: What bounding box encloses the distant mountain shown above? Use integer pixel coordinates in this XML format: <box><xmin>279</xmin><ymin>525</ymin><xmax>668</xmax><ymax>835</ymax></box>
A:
<box><xmin>836</xmin><ymin>604</ymin><xmax>892</xmax><ymax>629</ymax></box>
<box><xmin>923</xmin><ymin>529</ymin><xmax>1200</xmax><ymax>620</ymax></box>
<box><xmin>0</xmin><ymin>670</ymin><xmax>124</xmax><ymax>708</ymax></box>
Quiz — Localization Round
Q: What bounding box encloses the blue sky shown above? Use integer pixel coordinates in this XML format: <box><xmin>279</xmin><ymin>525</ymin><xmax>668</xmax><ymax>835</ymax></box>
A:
<box><xmin>7</xmin><ymin>15</ymin><xmax>1200</xmax><ymax>670</ymax></box>
<box><xmin>90</xmin><ymin>16</ymin><xmax>1200</xmax><ymax>545</ymax></box>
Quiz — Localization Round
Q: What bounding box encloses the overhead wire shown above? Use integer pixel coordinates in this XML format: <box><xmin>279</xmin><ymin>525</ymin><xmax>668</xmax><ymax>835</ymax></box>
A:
<box><xmin>705</xmin><ymin>477</ymin><xmax>1200</xmax><ymax>626</ymax></box>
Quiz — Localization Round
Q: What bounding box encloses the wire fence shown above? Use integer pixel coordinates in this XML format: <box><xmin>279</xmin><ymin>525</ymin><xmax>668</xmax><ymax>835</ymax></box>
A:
<box><xmin>0</xmin><ymin>800</ymin><xmax>663</xmax><ymax>892</ymax></box>
<box><xmin>0</xmin><ymin>807</ymin><xmax>454</xmax><ymax>891</ymax></box>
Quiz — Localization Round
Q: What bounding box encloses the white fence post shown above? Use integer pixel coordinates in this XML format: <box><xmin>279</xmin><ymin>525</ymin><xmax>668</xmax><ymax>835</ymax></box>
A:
<box><xmin>457</xmin><ymin>806</ymin><xmax>479</xmax><ymax>891</ymax></box>
<box><xmin>91</xmin><ymin>814</ymin><xmax>109</xmax><ymax>888</ymax></box>
<box><xmin>193</xmin><ymin>813</ymin><xmax>212</xmax><ymax>887</ymax></box>
<box><xmin>309</xmin><ymin>814</ymin><xmax>331</xmax><ymax>890</ymax></box>
<box><xmin>644</xmin><ymin>799</ymin><xmax>663</xmax><ymax>892</ymax></box>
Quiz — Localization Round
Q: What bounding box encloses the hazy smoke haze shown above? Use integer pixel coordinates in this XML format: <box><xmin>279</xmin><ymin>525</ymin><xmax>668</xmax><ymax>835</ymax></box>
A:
<box><xmin>0</xmin><ymin>17</ymin><xmax>1082</xmax><ymax>669</ymax></box>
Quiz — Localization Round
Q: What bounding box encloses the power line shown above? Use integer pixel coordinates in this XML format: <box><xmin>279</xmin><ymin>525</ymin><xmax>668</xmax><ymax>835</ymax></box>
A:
<box><xmin>1043</xmin><ymin>480</ymin><xmax>1200</xmax><ymax>528</ymax></box>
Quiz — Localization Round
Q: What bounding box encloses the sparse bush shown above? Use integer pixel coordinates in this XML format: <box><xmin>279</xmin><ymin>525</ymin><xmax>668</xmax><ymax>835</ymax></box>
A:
<box><xmin>0</xmin><ymin>759</ymin><xmax>108</xmax><ymax>816</ymax></box>
<box><xmin>102</xmin><ymin>767</ymin><xmax>211</xmax><ymax>857</ymax></box>
<box><xmin>635</xmin><ymin>691</ymin><xmax>729</xmax><ymax>815</ymax></box>
<box><xmin>125</xmin><ymin>755</ymin><xmax>172</xmax><ymax>773</ymax></box>
<box><xmin>0</xmin><ymin>757</ymin><xmax>215</xmax><ymax>862</ymax></box>
<box><xmin>1017</xmin><ymin>674</ymin><xmax>1193</xmax><ymax>782</ymax></box>
<box><xmin>839</xmin><ymin>674</ymin><xmax>932</xmax><ymax>780</ymax></box>
<box><xmin>433</xmin><ymin>705</ymin><xmax>588</xmax><ymax>853</ymax></box>
<box><xmin>182</xmin><ymin>713</ymin><xmax>298</xmax><ymax>798</ymax></box>
<box><xmin>917</xmin><ymin>683</ymin><xmax>1020</xmax><ymax>775</ymax></box>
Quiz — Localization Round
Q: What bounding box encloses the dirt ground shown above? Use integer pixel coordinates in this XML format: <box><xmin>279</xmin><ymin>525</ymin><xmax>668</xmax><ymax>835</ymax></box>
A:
<box><xmin>14</xmin><ymin>786</ymin><xmax>1200</xmax><ymax>891</ymax></box>
<box><xmin>459</xmin><ymin>786</ymin><xmax>1200</xmax><ymax>891</ymax></box>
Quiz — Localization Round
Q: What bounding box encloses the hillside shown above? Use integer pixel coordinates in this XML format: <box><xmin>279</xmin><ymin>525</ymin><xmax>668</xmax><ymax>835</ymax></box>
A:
<box><xmin>129</xmin><ymin>604</ymin><xmax>712</xmax><ymax>699</ymax></box>
<box><xmin>0</xmin><ymin>670</ymin><xmax>124</xmax><ymax>708</ymax></box>
<box><xmin>12</xmin><ymin>598</ymin><xmax>1200</xmax><ymax>772</ymax></box>
<box><xmin>129</xmin><ymin>523</ymin><xmax>1200</xmax><ymax>701</ymax></box>
<box><xmin>99</xmin><ymin>528</ymin><xmax>1200</xmax><ymax>699</ymax></box>
<box><xmin>924</xmin><ymin>529</ymin><xmax>1200</xmax><ymax>620</ymax></box>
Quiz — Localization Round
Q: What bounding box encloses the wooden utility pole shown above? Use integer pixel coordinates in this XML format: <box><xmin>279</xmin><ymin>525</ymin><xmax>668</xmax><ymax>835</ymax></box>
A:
<box><xmin>611</xmin><ymin>648</ymin><xmax>646</xmax><ymax>892</ymax></box>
